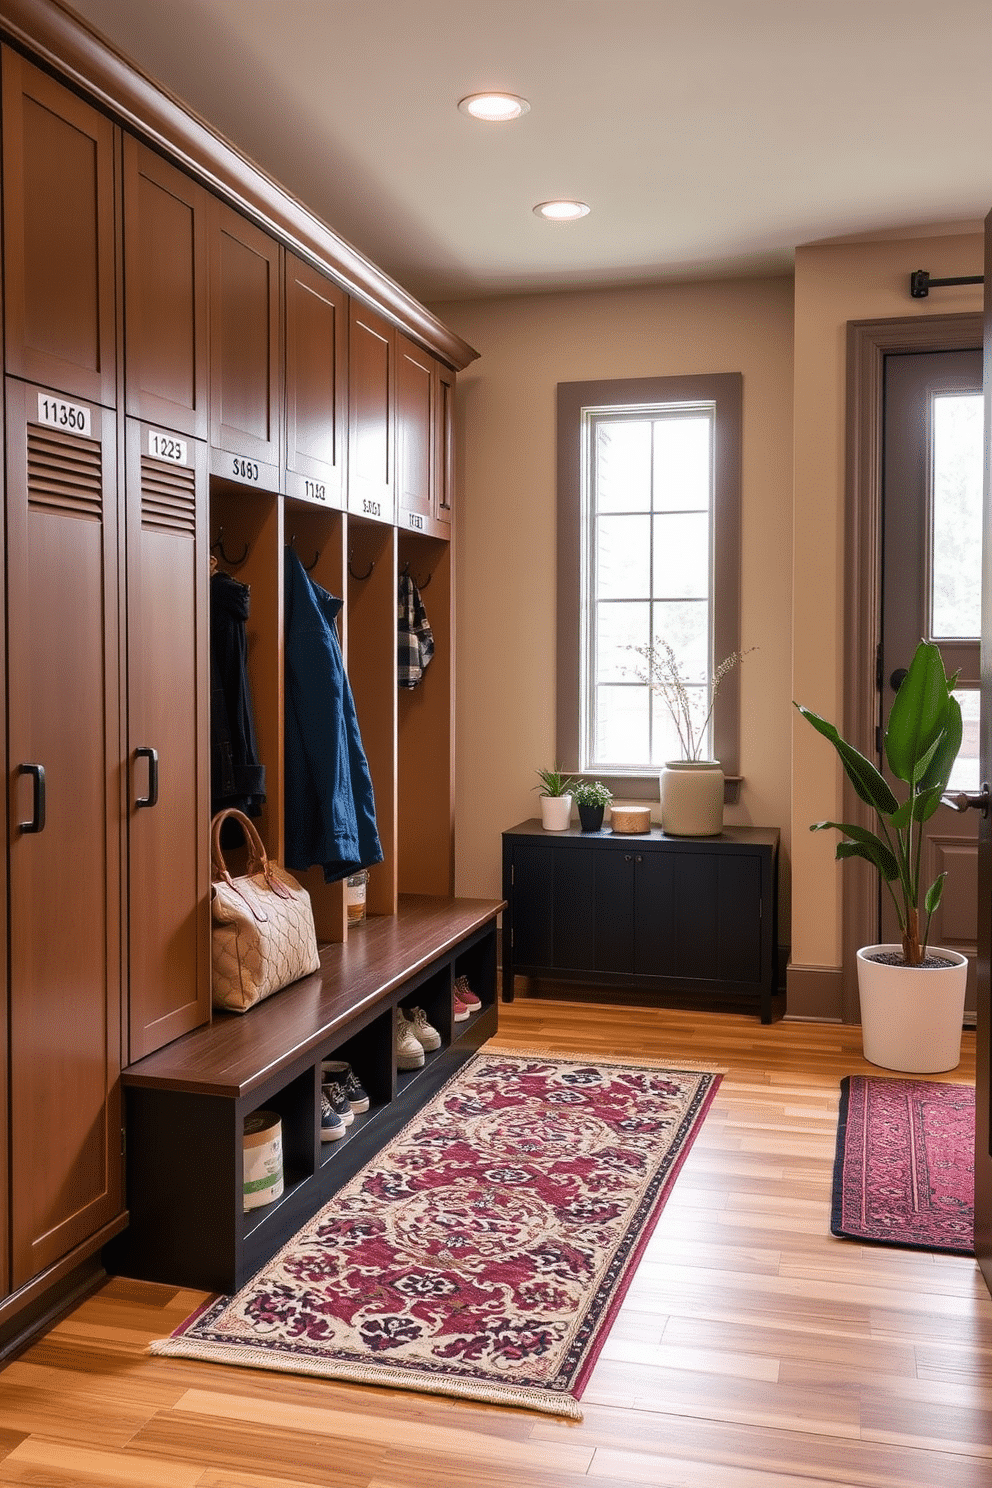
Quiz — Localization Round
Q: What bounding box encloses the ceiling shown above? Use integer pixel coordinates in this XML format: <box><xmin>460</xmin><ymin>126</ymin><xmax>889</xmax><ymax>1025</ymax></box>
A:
<box><xmin>62</xmin><ymin>0</ymin><xmax>992</xmax><ymax>305</ymax></box>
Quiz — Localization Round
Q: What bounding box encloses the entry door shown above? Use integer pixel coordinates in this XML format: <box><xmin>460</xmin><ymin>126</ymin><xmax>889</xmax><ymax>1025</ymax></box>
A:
<box><xmin>881</xmin><ymin>349</ymin><xmax>984</xmax><ymax>1015</ymax></box>
<box><xmin>976</xmin><ymin>212</ymin><xmax>992</xmax><ymax>1295</ymax></box>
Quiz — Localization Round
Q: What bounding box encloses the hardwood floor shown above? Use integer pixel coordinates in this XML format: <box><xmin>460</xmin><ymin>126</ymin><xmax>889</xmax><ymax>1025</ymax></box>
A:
<box><xmin>0</xmin><ymin>997</ymin><xmax>989</xmax><ymax>1487</ymax></box>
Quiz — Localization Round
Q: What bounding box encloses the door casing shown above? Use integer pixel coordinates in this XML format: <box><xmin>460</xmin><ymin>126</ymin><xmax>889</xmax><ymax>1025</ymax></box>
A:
<box><xmin>843</xmin><ymin>312</ymin><xmax>983</xmax><ymax>1023</ymax></box>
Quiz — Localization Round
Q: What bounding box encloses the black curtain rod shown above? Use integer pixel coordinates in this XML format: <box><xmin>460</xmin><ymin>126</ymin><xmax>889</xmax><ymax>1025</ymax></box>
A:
<box><xmin>910</xmin><ymin>269</ymin><xmax>984</xmax><ymax>299</ymax></box>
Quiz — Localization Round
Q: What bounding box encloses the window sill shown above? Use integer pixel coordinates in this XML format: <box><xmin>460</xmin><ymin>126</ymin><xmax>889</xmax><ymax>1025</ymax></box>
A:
<box><xmin>575</xmin><ymin>773</ymin><xmax>743</xmax><ymax>807</ymax></box>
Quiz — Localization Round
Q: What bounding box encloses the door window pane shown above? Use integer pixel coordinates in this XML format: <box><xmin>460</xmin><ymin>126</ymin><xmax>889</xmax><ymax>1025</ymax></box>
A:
<box><xmin>931</xmin><ymin>392</ymin><xmax>983</xmax><ymax>640</ymax></box>
<box><xmin>948</xmin><ymin>687</ymin><xmax>980</xmax><ymax>793</ymax></box>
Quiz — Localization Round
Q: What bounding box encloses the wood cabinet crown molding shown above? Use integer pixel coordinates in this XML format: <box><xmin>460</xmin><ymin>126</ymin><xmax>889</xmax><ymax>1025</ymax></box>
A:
<box><xmin>0</xmin><ymin>0</ymin><xmax>479</xmax><ymax>373</ymax></box>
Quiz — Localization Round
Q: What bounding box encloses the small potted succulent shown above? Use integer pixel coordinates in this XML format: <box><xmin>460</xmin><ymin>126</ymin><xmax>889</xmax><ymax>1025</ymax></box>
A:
<box><xmin>572</xmin><ymin>779</ymin><xmax>613</xmax><ymax>832</ymax></box>
<box><xmin>533</xmin><ymin>767</ymin><xmax>576</xmax><ymax>831</ymax></box>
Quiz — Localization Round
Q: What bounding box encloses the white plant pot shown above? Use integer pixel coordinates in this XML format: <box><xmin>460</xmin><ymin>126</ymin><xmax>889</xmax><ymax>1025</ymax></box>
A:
<box><xmin>856</xmin><ymin>944</ymin><xmax>968</xmax><ymax>1073</ymax></box>
<box><xmin>539</xmin><ymin>793</ymin><xmax>573</xmax><ymax>831</ymax></box>
<box><xmin>659</xmin><ymin>760</ymin><xmax>724</xmax><ymax>836</ymax></box>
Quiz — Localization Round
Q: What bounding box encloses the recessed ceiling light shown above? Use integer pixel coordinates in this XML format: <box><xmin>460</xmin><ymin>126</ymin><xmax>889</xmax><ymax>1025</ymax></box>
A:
<box><xmin>458</xmin><ymin>92</ymin><xmax>530</xmax><ymax>122</ymax></box>
<box><xmin>533</xmin><ymin>200</ymin><xmax>591</xmax><ymax>221</ymax></box>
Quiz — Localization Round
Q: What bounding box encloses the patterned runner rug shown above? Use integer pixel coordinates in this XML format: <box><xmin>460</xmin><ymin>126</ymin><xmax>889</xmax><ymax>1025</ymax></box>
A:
<box><xmin>152</xmin><ymin>1047</ymin><xmax>722</xmax><ymax>1417</ymax></box>
<box><xmin>831</xmin><ymin>1075</ymin><xmax>974</xmax><ymax>1255</ymax></box>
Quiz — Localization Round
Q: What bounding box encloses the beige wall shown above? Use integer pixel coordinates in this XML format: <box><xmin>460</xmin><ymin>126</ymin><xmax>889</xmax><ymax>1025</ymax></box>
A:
<box><xmin>438</xmin><ymin>227</ymin><xmax>986</xmax><ymax>1018</ymax></box>
<box><xmin>790</xmin><ymin>230</ymin><xmax>984</xmax><ymax>1013</ymax></box>
<box><xmin>436</xmin><ymin>276</ymin><xmax>796</xmax><ymax>935</ymax></box>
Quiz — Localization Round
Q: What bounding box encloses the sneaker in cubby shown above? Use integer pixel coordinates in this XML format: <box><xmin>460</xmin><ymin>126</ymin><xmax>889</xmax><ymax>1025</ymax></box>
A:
<box><xmin>395</xmin><ymin>1006</ymin><xmax>425</xmax><ymax>1070</ymax></box>
<box><xmin>320</xmin><ymin>1090</ymin><xmax>346</xmax><ymax>1142</ymax></box>
<box><xmin>321</xmin><ymin>1059</ymin><xmax>370</xmax><ymax>1113</ymax></box>
<box><xmin>320</xmin><ymin>1073</ymin><xmax>354</xmax><ymax>1127</ymax></box>
<box><xmin>408</xmin><ymin>1006</ymin><xmax>441</xmax><ymax>1051</ymax></box>
<box><xmin>454</xmin><ymin>974</ymin><xmax>482</xmax><ymax>1011</ymax></box>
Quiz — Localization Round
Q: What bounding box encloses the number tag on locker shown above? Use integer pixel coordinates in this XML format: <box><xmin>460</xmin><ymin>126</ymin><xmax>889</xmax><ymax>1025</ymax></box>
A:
<box><xmin>37</xmin><ymin>392</ymin><xmax>91</xmax><ymax>437</ymax></box>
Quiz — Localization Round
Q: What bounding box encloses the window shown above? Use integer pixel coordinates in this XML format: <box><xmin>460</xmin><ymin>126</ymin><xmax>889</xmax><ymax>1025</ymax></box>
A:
<box><xmin>930</xmin><ymin>389</ymin><xmax>984</xmax><ymax>791</ymax></box>
<box><xmin>557</xmin><ymin>374</ymin><xmax>742</xmax><ymax>791</ymax></box>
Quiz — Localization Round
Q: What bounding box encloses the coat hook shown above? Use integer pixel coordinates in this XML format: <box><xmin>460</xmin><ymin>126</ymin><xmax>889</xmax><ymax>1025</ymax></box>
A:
<box><xmin>211</xmin><ymin>528</ymin><xmax>250</xmax><ymax>566</ymax></box>
<box><xmin>401</xmin><ymin>560</ymin><xmax>431</xmax><ymax>590</ymax></box>
<box><xmin>289</xmin><ymin>535</ymin><xmax>321</xmax><ymax>572</ymax></box>
<box><xmin>348</xmin><ymin>556</ymin><xmax>375</xmax><ymax>581</ymax></box>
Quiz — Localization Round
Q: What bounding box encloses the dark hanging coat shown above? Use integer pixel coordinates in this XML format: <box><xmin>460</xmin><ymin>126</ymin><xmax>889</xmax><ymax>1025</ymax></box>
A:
<box><xmin>283</xmin><ymin>547</ymin><xmax>382</xmax><ymax>882</ymax></box>
<box><xmin>210</xmin><ymin>570</ymin><xmax>266</xmax><ymax>819</ymax></box>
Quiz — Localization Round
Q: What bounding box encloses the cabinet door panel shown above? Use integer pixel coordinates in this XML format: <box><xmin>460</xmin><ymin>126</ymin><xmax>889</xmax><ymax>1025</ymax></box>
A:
<box><xmin>551</xmin><ymin>849</ymin><xmax>598</xmax><ymax>971</ymax></box>
<box><xmin>396</xmin><ymin>335</ymin><xmax>433</xmax><ymax>525</ymax></box>
<box><xmin>348</xmin><ymin>300</ymin><xmax>394</xmax><ymax>523</ymax></box>
<box><xmin>126</xmin><ymin>420</ymin><xmax>211</xmax><ymax>1060</ymax></box>
<box><xmin>670</xmin><ymin>855</ymin><xmax>721</xmax><ymax>980</ymax></box>
<box><xmin>435</xmin><ymin>362</ymin><xmax>454</xmax><ymax>529</ymax></box>
<box><xmin>123</xmin><ymin>139</ymin><xmax>209</xmax><ymax>439</ymax></box>
<box><xmin>5</xmin><ymin>378</ymin><xmax>122</xmax><ymax>1289</ymax></box>
<box><xmin>632</xmin><ymin>851</ymin><xmax>679</xmax><ymax>976</ymax></box>
<box><xmin>593</xmin><ymin>849</ymin><xmax>636</xmax><ymax>973</ymax></box>
<box><xmin>509</xmin><ymin>846</ymin><xmax>554</xmax><ymax>968</ymax></box>
<box><xmin>285</xmin><ymin>253</ymin><xmax>347</xmax><ymax>506</ymax></box>
<box><xmin>2</xmin><ymin>50</ymin><xmax>117</xmax><ymax>407</ymax></box>
<box><xmin>210</xmin><ymin>200</ymin><xmax>281</xmax><ymax>476</ymax></box>
<box><xmin>715</xmin><ymin>854</ymin><xmax>764</xmax><ymax>985</ymax></box>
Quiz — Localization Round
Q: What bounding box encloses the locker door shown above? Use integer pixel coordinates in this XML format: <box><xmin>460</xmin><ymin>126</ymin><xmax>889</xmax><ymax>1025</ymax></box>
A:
<box><xmin>5</xmin><ymin>377</ymin><xmax>123</xmax><ymax>1288</ymax></box>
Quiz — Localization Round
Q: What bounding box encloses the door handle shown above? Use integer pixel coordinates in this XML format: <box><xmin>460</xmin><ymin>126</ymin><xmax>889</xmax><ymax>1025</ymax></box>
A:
<box><xmin>134</xmin><ymin>746</ymin><xmax>159</xmax><ymax>808</ymax></box>
<box><xmin>941</xmin><ymin>784</ymin><xmax>990</xmax><ymax>816</ymax></box>
<box><xmin>890</xmin><ymin>667</ymin><xmax>908</xmax><ymax>691</ymax></box>
<box><xmin>18</xmin><ymin>762</ymin><xmax>46</xmax><ymax>833</ymax></box>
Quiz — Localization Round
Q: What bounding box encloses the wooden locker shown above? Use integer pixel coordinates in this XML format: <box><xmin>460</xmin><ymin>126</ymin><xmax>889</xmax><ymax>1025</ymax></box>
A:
<box><xmin>123</xmin><ymin>137</ymin><xmax>209</xmax><ymax>440</ymax></box>
<box><xmin>435</xmin><ymin>361</ymin><xmax>455</xmax><ymax>529</ymax></box>
<box><xmin>285</xmin><ymin>252</ymin><xmax>347</xmax><ymax>508</ymax></box>
<box><xmin>396</xmin><ymin>334</ymin><xmax>434</xmax><ymax>529</ymax></box>
<box><xmin>348</xmin><ymin>300</ymin><xmax>395</xmax><ymax>524</ymax></box>
<box><xmin>125</xmin><ymin>419</ymin><xmax>211</xmax><ymax>1061</ymax></box>
<box><xmin>5</xmin><ymin>377</ymin><xmax>124</xmax><ymax>1289</ymax></box>
<box><xmin>1</xmin><ymin>49</ymin><xmax>117</xmax><ymax>408</ymax></box>
<box><xmin>209</xmin><ymin>198</ymin><xmax>282</xmax><ymax>489</ymax></box>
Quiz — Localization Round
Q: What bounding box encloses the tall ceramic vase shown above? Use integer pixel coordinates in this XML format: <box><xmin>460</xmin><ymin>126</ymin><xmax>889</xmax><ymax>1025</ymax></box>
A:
<box><xmin>659</xmin><ymin>760</ymin><xmax>724</xmax><ymax>836</ymax></box>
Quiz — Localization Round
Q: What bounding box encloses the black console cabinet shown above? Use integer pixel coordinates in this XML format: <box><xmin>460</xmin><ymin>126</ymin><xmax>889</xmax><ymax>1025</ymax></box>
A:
<box><xmin>501</xmin><ymin>820</ymin><xmax>779</xmax><ymax>1022</ymax></box>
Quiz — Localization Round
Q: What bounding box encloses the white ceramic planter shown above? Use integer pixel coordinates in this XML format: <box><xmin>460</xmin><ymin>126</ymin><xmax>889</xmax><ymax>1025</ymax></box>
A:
<box><xmin>539</xmin><ymin>793</ymin><xmax>573</xmax><ymax>831</ymax></box>
<box><xmin>856</xmin><ymin>943</ymin><xmax>968</xmax><ymax>1073</ymax></box>
<box><xmin>659</xmin><ymin>760</ymin><xmax>724</xmax><ymax>836</ymax></box>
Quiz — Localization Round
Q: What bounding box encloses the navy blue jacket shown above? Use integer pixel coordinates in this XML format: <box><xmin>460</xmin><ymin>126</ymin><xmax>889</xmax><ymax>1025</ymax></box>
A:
<box><xmin>284</xmin><ymin>548</ymin><xmax>383</xmax><ymax>882</ymax></box>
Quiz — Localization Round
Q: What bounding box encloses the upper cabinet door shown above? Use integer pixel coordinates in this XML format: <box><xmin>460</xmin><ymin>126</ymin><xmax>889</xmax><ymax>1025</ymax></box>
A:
<box><xmin>348</xmin><ymin>300</ymin><xmax>395</xmax><ymax>525</ymax></box>
<box><xmin>285</xmin><ymin>252</ymin><xmax>347</xmax><ymax>508</ymax></box>
<box><xmin>209</xmin><ymin>198</ymin><xmax>282</xmax><ymax>489</ymax></box>
<box><xmin>435</xmin><ymin>361</ymin><xmax>455</xmax><ymax>531</ymax></box>
<box><xmin>396</xmin><ymin>334</ymin><xmax>434</xmax><ymax>534</ymax></box>
<box><xmin>2</xmin><ymin>49</ymin><xmax>118</xmax><ymax>408</ymax></box>
<box><xmin>123</xmin><ymin>139</ymin><xmax>209</xmax><ymax>440</ymax></box>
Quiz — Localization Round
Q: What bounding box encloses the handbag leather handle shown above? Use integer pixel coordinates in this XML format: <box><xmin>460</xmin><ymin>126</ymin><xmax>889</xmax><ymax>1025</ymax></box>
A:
<box><xmin>210</xmin><ymin>808</ymin><xmax>269</xmax><ymax>883</ymax></box>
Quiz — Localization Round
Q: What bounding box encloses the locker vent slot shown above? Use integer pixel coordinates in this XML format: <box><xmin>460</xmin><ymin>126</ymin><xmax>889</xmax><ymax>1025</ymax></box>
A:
<box><xmin>141</xmin><ymin>457</ymin><xmax>196</xmax><ymax>537</ymax></box>
<box><xmin>27</xmin><ymin>428</ymin><xmax>102</xmax><ymax>520</ymax></box>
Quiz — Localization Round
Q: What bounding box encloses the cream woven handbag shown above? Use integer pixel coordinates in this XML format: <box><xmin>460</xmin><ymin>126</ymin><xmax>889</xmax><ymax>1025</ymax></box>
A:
<box><xmin>210</xmin><ymin>809</ymin><xmax>320</xmax><ymax>1013</ymax></box>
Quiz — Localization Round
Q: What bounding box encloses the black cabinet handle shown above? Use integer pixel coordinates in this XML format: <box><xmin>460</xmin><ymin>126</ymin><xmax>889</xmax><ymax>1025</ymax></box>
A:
<box><xmin>890</xmin><ymin>667</ymin><xmax>908</xmax><ymax>691</ymax></box>
<box><xmin>19</xmin><ymin>762</ymin><xmax>46</xmax><ymax>833</ymax></box>
<box><xmin>135</xmin><ymin>746</ymin><xmax>159</xmax><ymax>808</ymax></box>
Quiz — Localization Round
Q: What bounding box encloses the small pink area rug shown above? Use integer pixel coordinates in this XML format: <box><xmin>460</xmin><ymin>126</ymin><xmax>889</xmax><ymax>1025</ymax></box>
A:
<box><xmin>152</xmin><ymin>1047</ymin><xmax>721</xmax><ymax>1417</ymax></box>
<box><xmin>831</xmin><ymin>1075</ymin><xmax>974</xmax><ymax>1255</ymax></box>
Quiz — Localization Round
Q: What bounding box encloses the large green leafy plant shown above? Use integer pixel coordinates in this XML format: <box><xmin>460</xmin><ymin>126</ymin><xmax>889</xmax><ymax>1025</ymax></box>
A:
<box><xmin>795</xmin><ymin>640</ymin><xmax>962</xmax><ymax>966</ymax></box>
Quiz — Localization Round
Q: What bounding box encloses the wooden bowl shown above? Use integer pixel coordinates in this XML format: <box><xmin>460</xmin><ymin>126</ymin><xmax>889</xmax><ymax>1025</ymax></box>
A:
<box><xmin>610</xmin><ymin>805</ymin><xmax>652</xmax><ymax>834</ymax></box>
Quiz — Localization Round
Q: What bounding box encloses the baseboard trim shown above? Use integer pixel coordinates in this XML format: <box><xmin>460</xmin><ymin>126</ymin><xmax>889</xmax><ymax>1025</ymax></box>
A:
<box><xmin>787</xmin><ymin>963</ymin><xmax>846</xmax><ymax>1021</ymax></box>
